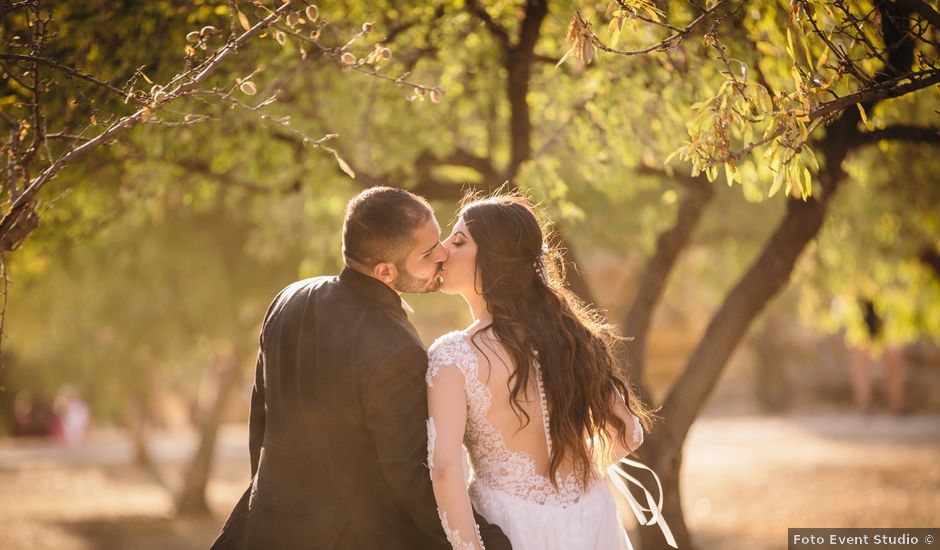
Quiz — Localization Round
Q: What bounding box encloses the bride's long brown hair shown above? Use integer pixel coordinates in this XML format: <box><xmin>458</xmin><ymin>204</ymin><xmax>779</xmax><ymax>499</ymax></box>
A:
<box><xmin>460</xmin><ymin>190</ymin><xmax>654</xmax><ymax>489</ymax></box>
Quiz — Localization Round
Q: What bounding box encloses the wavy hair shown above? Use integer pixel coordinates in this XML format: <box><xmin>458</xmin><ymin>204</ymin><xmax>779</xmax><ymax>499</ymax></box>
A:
<box><xmin>460</xmin><ymin>190</ymin><xmax>653</xmax><ymax>489</ymax></box>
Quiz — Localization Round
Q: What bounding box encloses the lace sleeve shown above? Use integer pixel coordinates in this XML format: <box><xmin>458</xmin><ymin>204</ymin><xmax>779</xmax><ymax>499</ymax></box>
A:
<box><xmin>604</xmin><ymin>388</ymin><xmax>645</xmax><ymax>465</ymax></box>
<box><xmin>427</xmin><ymin>336</ymin><xmax>485</xmax><ymax>550</ymax></box>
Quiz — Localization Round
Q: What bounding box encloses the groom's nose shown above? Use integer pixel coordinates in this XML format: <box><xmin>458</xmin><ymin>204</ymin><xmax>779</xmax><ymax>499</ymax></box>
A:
<box><xmin>432</xmin><ymin>241</ymin><xmax>448</xmax><ymax>263</ymax></box>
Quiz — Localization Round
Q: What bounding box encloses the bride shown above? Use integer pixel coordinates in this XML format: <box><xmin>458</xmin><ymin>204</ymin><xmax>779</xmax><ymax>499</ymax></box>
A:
<box><xmin>426</xmin><ymin>191</ymin><xmax>676</xmax><ymax>550</ymax></box>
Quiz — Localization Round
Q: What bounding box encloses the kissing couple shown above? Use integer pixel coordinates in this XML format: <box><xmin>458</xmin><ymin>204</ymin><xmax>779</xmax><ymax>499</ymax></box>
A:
<box><xmin>211</xmin><ymin>187</ymin><xmax>677</xmax><ymax>550</ymax></box>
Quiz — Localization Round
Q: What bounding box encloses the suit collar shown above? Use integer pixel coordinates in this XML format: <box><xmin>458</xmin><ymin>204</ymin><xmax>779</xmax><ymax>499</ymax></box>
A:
<box><xmin>340</xmin><ymin>267</ymin><xmax>409</xmax><ymax>318</ymax></box>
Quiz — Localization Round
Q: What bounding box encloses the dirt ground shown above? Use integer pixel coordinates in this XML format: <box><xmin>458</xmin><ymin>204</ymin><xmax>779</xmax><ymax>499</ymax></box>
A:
<box><xmin>1</xmin><ymin>412</ymin><xmax>937</xmax><ymax>550</ymax></box>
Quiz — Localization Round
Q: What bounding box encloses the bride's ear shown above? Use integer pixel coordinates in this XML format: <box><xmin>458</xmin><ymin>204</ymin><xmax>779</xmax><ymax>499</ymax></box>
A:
<box><xmin>372</xmin><ymin>261</ymin><xmax>398</xmax><ymax>286</ymax></box>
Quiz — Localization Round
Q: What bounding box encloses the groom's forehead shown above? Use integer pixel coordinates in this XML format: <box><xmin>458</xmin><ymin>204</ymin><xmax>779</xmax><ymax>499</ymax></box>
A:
<box><xmin>411</xmin><ymin>216</ymin><xmax>441</xmax><ymax>253</ymax></box>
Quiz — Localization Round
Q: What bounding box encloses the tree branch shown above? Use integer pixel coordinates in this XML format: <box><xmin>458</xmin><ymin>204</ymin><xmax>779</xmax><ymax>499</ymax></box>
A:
<box><xmin>852</xmin><ymin>124</ymin><xmax>940</xmax><ymax>146</ymax></box>
<box><xmin>464</xmin><ymin>0</ymin><xmax>512</xmax><ymax>51</ymax></box>
<box><xmin>895</xmin><ymin>0</ymin><xmax>940</xmax><ymax>30</ymax></box>
<box><xmin>505</xmin><ymin>0</ymin><xmax>549</xmax><ymax>178</ymax></box>
<box><xmin>0</xmin><ymin>53</ymin><xmax>149</xmax><ymax>107</ymax></box>
<box><xmin>808</xmin><ymin>70</ymin><xmax>940</xmax><ymax>122</ymax></box>
<box><xmin>0</xmin><ymin>2</ymin><xmax>296</xmax><ymax>252</ymax></box>
<box><xmin>594</xmin><ymin>0</ymin><xmax>727</xmax><ymax>57</ymax></box>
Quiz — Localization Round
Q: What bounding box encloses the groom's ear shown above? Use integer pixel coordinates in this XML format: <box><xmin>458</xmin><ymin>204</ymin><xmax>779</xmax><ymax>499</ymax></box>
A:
<box><xmin>372</xmin><ymin>261</ymin><xmax>398</xmax><ymax>286</ymax></box>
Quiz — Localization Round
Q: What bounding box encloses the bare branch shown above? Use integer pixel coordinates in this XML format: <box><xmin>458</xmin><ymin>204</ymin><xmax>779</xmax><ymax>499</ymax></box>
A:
<box><xmin>808</xmin><ymin>69</ymin><xmax>940</xmax><ymax>121</ymax></box>
<box><xmin>712</xmin><ymin>70</ymin><xmax>940</xmax><ymax>166</ymax></box>
<box><xmin>615</xmin><ymin>0</ymin><xmax>684</xmax><ymax>33</ymax></box>
<box><xmin>465</xmin><ymin>0</ymin><xmax>512</xmax><ymax>51</ymax></box>
<box><xmin>852</xmin><ymin>124</ymin><xmax>940</xmax><ymax>146</ymax></box>
<box><xmin>594</xmin><ymin>0</ymin><xmax>727</xmax><ymax>57</ymax></box>
<box><xmin>896</xmin><ymin>0</ymin><xmax>940</xmax><ymax>29</ymax></box>
<box><xmin>0</xmin><ymin>54</ymin><xmax>150</xmax><ymax>106</ymax></box>
<box><xmin>0</xmin><ymin>2</ymin><xmax>296</xmax><ymax>252</ymax></box>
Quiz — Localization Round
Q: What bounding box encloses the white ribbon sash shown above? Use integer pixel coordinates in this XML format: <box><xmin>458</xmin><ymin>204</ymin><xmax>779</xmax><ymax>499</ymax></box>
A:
<box><xmin>606</xmin><ymin>457</ymin><xmax>679</xmax><ymax>549</ymax></box>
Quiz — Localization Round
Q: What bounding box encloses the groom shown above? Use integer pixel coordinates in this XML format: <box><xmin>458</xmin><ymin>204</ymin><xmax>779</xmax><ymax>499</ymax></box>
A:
<box><xmin>211</xmin><ymin>187</ymin><xmax>511</xmax><ymax>549</ymax></box>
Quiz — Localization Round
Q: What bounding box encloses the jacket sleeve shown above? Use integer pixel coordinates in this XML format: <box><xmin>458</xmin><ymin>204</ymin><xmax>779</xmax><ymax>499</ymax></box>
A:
<box><xmin>360</xmin><ymin>344</ymin><xmax>452</xmax><ymax>548</ymax></box>
<box><xmin>248</xmin><ymin>282</ymin><xmax>292</xmax><ymax>476</ymax></box>
<box><xmin>248</xmin><ymin>347</ymin><xmax>265</xmax><ymax>476</ymax></box>
<box><xmin>361</xmin><ymin>343</ymin><xmax>512</xmax><ymax>550</ymax></box>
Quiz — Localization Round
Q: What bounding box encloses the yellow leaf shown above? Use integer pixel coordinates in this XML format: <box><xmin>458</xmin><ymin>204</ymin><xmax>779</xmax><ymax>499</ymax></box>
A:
<box><xmin>706</xmin><ymin>164</ymin><xmax>718</xmax><ymax>182</ymax></box>
<box><xmin>643</xmin><ymin>6</ymin><xmax>662</xmax><ymax>23</ymax></box>
<box><xmin>856</xmin><ymin>102</ymin><xmax>871</xmax><ymax>128</ymax></box>
<box><xmin>816</xmin><ymin>41</ymin><xmax>830</xmax><ymax>70</ymax></box>
<box><xmin>802</xmin><ymin>165</ymin><xmax>813</xmax><ymax>198</ymax></box>
<box><xmin>790</xmin><ymin>65</ymin><xmax>803</xmax><ymax>89</ymax></box>
<box><xmin>555</xmin><ymin>43</ymin><xmax>576</xmax><ymax>69</ymax></box>
<box><xmin>769</xmin><ymin>168</ymin><xmax>784</xmax><ymax>197</ymax></box>
<box><xmin>663</xmin><ymin>148</ymin><xmax>681</xmax><ymax>166</ymax></box>
<box><xmin>801</xmin><ymin>147</ymin><xmax>819</xmax><ymax>171</ymax></box>
<box><xmin>786</xmin><ymin>28</ymin><xmax>795</xmax><ymax>61</ymax></box>
<box><xmin>237</xmin><ymin>9</ymin><xmax>251</xmax><ymax>32</ymax></box>
<box><xmin>334</xmin><ymin>152</ymin><xmax>356</xmax><ymax>179</ymax></box>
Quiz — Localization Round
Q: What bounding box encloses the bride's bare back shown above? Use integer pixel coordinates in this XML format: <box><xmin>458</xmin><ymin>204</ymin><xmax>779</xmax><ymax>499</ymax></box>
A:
<box><xmin>462</xmin><ymin>329</ymin><xmax>575</xmax><ymax>482</ymax></box>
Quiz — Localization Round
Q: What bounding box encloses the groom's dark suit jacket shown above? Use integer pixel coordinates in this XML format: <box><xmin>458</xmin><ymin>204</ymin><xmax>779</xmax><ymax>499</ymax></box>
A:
<box><xmin>211</xmin><ymin>268</ymin><xmax>511</xmax><ymax>550</ymax></box>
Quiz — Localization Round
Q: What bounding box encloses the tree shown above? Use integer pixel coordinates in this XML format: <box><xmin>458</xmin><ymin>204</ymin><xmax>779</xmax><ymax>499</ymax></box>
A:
<box><xmin>3</xmin><ymin>0</ymin><xmax>938</xmax><ymax>541</ymax></box>
<box><xmin>1</xmin><ymin>0</ymin><xmax>445</xmax><ymax>516</ymax></box>
<box><xmin>561</xmin><ymin>1</ymin><xmax>939</xmax><ymax>547</ymax></box>
<box><xmin>0</xmin><ymin>0</ymin><xmax>446</xmax><ymax>342</ymax></box>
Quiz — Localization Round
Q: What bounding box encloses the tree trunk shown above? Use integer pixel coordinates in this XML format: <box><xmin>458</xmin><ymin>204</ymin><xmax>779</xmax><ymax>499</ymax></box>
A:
<box><xmin>503</xmin><ymin>0</ymin><xmax>548</xmax><ymax>179</ymax></box>
<box><xmin>125</xmin><ymin>398</ymin><xmax>172</xmax><ymax>494</ymax></box>
<box><xmin>633</xmin><ymin>432</ymin><xmax>689</xmax><ymax>550</ymax></box>
<box><xmin>636</xmin><ymin>119</ymin><xmax>859</xmax><ymax>549</ymax></box>
<box><xmin>175</xmin><ymin>352</ymin><xmax>242</xmax><ymax>516</ymax></box>
<box><xmin>620</xmin><ymin>175</ymin><xmax>715</xmax><ymax>406</ymax></box>
<box><xmin>636</xmin><ymin>5</ymin><xmax>914</xmax><ymax>547</ymax></box>
<box><xmin>754</xmin><ymin>311</ymin><xmax>792</xmax><ymax>412</ymax></box>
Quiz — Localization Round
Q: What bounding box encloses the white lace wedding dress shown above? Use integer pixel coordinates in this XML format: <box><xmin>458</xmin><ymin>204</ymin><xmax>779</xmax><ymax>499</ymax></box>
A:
<box><xmin>426</xmin><ymin>330</ymin><xmax>677</xmax><ymax>550</ymax></box>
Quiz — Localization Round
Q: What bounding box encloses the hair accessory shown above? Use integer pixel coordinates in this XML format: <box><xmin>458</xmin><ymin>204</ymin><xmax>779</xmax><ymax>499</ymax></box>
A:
<box><xmin>535</xmin><ymin>244</ymin><xmax>550</xmax><ymax>284</ymax></box>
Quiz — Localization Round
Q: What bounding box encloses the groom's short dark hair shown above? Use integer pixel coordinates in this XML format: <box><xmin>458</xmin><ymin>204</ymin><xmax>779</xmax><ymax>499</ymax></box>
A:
<box><xmin>343</xmin><ymin>187</ymin><xmax>433</xmax><ymax>268</ymax></box>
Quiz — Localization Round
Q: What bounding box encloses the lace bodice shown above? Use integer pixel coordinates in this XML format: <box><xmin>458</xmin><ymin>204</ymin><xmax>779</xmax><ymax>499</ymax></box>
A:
<box><xmin>427</xmin><ymin>331</ymin><xmax>594</xmax><ymax>507</ymax></box>
<box><xmin>427</xmin><ymin>331</ymin><xmax>673</xmax><ymax>550</ymax></box>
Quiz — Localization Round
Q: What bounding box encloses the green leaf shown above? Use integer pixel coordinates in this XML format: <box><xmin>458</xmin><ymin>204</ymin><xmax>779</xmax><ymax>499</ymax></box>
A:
<box><xmin>802</xmin><ymin>147</ymin><xmax>819</xmax><ymax>171</ymax></box>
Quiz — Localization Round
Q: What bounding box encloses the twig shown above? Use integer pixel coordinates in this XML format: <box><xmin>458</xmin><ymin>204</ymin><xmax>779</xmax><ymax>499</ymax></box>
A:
<box><xmin>0</xmin><ymin>253</ymin><xmax>7</xmax><ymax>365</ymax></box>
<box><xmin>0</xmin><ymin>54</ymin><xmax>150</xmax><ymax>107</ymax></box>
<box><xmin>0</xmin><ymin>1</ymin><xmax>296</xmax><ymax>251</ymax></box>
<box><xmin>594</xmin><ymin>0</ymin><xmax>728</xmax><ymax>56</ymax></box>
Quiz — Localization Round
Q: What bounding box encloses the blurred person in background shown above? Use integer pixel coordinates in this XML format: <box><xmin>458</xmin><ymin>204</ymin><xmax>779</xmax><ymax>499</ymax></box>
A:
<box><xmin>851</xmin><ymin>297</ymin><xmax>907</xmax><ymax>415</ymax></box>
